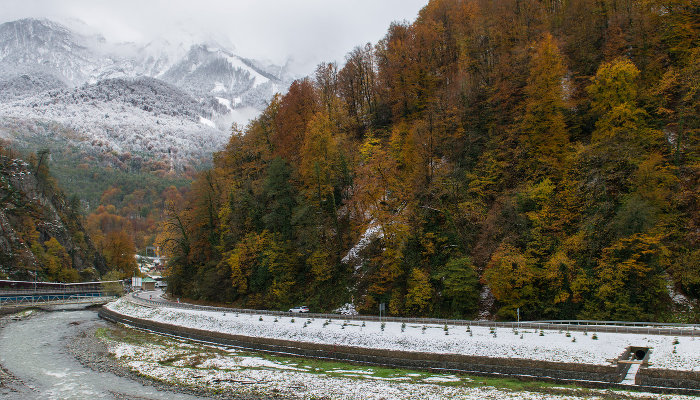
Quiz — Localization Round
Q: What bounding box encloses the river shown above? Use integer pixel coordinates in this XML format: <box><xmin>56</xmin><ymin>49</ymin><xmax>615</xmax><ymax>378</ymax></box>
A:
<box><xmin>0</xmin><ymin>308</ymin><xmax>202</xmax><ymax>400</ymax></box>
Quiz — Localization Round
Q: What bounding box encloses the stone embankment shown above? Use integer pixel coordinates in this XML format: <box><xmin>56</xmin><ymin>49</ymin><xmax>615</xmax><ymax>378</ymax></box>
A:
<box><xmin>100</xmin><ymin>298</ymin><xmax>700</xmax><ymax>396</ymax></box>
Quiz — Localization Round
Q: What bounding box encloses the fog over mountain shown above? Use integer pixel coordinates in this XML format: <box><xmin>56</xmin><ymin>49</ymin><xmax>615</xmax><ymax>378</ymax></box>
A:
<box><xmin>0</xmin><ymin>18</ymin><xmax>295</xmax><ymax>168</ymax></box>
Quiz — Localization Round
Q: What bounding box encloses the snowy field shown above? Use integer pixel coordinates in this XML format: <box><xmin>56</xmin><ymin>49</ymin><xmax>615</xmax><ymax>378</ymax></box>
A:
<box><xmin>101</xmin><ymin>324</ymin><xmax>696</xmax><ymax>400</ymax></box>
<box><xmin>106</xmin><ymin>297</ymin><xmax>700</xmax><ymax>371</ymax></box>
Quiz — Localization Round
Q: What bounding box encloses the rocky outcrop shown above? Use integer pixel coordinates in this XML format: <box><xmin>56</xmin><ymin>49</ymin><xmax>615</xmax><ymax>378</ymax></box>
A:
<box><xmin>0</xmin><ymin>151</ymin><xmax>106</xmax><ymax>280</ymax></box>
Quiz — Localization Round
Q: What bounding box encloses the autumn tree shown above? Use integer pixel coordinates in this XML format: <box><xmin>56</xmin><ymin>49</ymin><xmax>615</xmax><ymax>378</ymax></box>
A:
<box><xmin>273</xmin><ymin>78</ymin><xmax>317</xmax><ymax>166</ymax></box>
<box><xmin>102</xmin><ymin>231</ymin><xmax>137</xmax><ymax>279</ymax></box>
<box><xmin>519</xmin><ymin>33</ymin><xmax>570</xmax><ymax>180</ymax></box>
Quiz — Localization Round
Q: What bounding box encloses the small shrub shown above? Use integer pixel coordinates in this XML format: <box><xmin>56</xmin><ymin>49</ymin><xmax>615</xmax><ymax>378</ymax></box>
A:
<box><xmin>291</xmin><ymin>318</ymin><xmax>295</xmax><ymax>323</ymax></box>
<box><xmin>259</xmin><ymin>316</ymin><xmax>263</xmax><ymax>321</ymax></box>
<box><xmin>401</xmin><ymin>323</ymin><xmax>406</xmax><ymax>333</ymax></box>
<box><xmin>274</xmin><ymin>317</ymin><xmax>278</xmax><ymax>323</ymax></box>
<box><xmin>673</xmin><ymin>337</ymin><xmax>680</xmax><ymax>345</ymax></box>
<box><xmin>539</xmin><ymin>330</ymin><xmax>544</xmax><ymax>336</ymax></box>
<box><xmin>466</xmin><ymin>325</ymin><xmax>471</xmax><ymax>332</ymax></box>
<box><xmin>422</xmin><ymin>326</ymin><xmax>427</xmax><ymax>334</ymax></box>
<box><xmin>565</xmin><ymin>332</ymin><xmax>571</xmax><ymax>337</ymax></box>
<box><xmin>572</xmin><ymin>337</ymin><xmax>576</xmax><ymax>342</ymax></box>
<box><xmin>519</xmin><ymin>334</ymin><xmax>523</xmax><ymax>339</ymax></box>
<box><xmin>362</xmin><ymin>321</ymin><xmax>366</xmax><ymax>327</ymax></box>
<box><xmin>592</xmin><ymin>333</ymin><xmax>598</xmax><ymax>340</ymax></box>
<box><xmin>381</xmin><ymin>322</ymin><xmax>386</xmax><ymax>331</ymax></box>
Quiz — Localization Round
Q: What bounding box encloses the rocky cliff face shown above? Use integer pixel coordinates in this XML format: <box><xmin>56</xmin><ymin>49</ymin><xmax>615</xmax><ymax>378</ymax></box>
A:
<box><xmin>0</xmin><ymin>150</ymin><xmax>106</xmax><ymax>280</ymax></box>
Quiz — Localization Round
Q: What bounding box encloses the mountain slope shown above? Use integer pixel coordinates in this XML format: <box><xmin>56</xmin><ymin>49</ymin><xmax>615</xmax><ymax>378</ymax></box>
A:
<box><xmin>0</xmin><ymin>18</ymin><xmax>295</xmax><ymax>168</ymax></box>
<box><xmin>0</xmin><ymin>147</ymin><xmax>107</xmax><ymax>280</ymax></box>
<box><xmin>0</xmin><ymin>76</ymin><xmax>225</xmax><ymax>168</ymax></box>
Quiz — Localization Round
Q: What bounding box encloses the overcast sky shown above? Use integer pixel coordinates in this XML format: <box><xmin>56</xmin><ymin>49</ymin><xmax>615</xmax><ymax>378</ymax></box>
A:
<box><xmin>1</xmin><ymin>0</ymin><xmax>428</xmax><ymax>74</ymax></box>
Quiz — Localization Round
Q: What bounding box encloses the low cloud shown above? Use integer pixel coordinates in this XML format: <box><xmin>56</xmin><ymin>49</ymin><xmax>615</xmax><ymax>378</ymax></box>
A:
<box><xmin>1</xmin><ymin>0</ymin><xmax>427</xmax><ymax>74</ymax></box>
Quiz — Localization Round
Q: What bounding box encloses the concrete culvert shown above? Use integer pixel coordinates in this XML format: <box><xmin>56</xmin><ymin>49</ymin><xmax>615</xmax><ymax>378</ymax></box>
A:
<box><xmin>635</xmin><ymin>349</ymin><xmax>646</xmax><ymax>360</ymax></box>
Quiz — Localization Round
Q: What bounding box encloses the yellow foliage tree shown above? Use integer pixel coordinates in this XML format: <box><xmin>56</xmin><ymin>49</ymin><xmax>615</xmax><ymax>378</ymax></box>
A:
<box><xmin>405</xmin><ymin>267</ymin><xmax>432</xmax><ymax>315</ymax></box>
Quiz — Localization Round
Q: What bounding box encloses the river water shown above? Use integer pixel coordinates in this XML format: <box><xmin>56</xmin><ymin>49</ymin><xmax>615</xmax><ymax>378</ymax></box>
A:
<box><xmin>0</xmin><ymin>308</ymin><xmax>201</xmax><ymax>400</ymax></box>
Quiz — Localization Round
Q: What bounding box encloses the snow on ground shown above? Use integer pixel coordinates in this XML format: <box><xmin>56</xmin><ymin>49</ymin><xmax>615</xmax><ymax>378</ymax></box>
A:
<box><xmin>226</xmin><ymin>55</ymin><xmax>270</xmax><ymax>87</ymax></box>
<box><xmin>333</xmin><ymin>303</ymin><xmax>358</xmax><ymax>315</ymax></box>
<box><xmin>214</xmin><ymin>96</ymin><xmax>232</xmax><ymax>111</ymax></box>
<box><xmin>106</xmin><ymin>297</ymin><xmax>700</xmax><ymax>371</ymax></box>
<box><xmin>198</xmin><ymin>116</ymin><xmax>216</xmax><ymax>128</ymax></box>
<box><xmin>211</xmin><ymin>82</ymin><xmax>226</xmax><ymax>93</ymax></box>
<box><xmin>342</xmin><ymin>224</ymin><xmax>383</xmax><ymax>269</ymax></box>
<box><xmin>102</xmin><ymin>332</ymin><xmax>693</xmax><ymax>400</ymax></box>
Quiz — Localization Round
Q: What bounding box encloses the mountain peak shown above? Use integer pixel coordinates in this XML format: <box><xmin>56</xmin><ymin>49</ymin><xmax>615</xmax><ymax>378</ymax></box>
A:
<box><xmin>0</xmin><ymin>17</ymin><xmax>296</xmax><ymax>168</ymax></box>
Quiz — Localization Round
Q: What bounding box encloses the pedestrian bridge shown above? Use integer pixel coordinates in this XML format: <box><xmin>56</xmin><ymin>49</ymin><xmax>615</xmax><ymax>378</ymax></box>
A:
<box><xmin>0</xmin><ymin>279</ymin><xmax>121</xmax><ymax>309</ymax></box>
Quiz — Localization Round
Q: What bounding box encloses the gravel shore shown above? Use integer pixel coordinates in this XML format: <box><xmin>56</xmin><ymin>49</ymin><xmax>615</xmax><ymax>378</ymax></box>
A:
<box><xmin>66</xmin><ymin>311</ymin><xmax>290</xmax><ymax>400</ymax></box>
<box><xmin>0</xmin><ymin>308</ymin><xmax>286</xmax><ymax>400</ymax></box>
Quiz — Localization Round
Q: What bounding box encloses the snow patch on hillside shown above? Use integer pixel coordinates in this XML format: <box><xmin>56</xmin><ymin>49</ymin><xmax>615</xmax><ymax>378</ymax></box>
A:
<box><xmin>199</xmin><ymin>116</ymin><xmax>216</xmax><ymax>128</ymax></box>
<box><xmin>342</xmin><ymin>224</ymin><xmax>383</xmax><ymax>269</ymax></box>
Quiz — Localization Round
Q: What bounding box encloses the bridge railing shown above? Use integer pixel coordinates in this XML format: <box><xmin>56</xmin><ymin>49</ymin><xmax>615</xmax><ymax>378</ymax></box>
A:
<box><xmin>0</xmin><ymin>293</ymin><xmax>117</xmax><ymax>307</ymax></box>
<box><xmin>0</xmin><ymin>288</ymin><xmax>112</xmax><ymax>295</ymax></box>
<box><xmin>126</xmin><ymin>293</ymin><xmax>700</xmax><ymax>337</ymax></box>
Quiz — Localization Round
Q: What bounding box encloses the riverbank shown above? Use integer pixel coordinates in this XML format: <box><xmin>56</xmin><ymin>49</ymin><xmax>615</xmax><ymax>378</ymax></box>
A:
<box><xmin>99</xmin><ymin>296</ymin><xmax>700</xmax><ymax>399</ymax></box>
<box><xmin>2</xmin><ymin>304</ymin><xmax>697</xmax><ymax>399</ymax></box>
<box><xmin>66</xmin><ymin>316</ymin><xmax>283</xmax><ymax>400</ymax></box>
<box><xmin>0</xmin><ymin>308</ymin><xmax>204</xmax><ymax>399</ymax></box>
<box><xmin>95</xmin><ymin>312</ymin><xmax>694</xmax><ymax>400</ymax></box>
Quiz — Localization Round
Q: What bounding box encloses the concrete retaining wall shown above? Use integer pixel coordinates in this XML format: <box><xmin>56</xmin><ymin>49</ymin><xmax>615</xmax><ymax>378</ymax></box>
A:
<box><xmin>99</xmin><ymin>307</ymin><xmax>700</xmax><ymax>395</ymax></box>
<box><xmin>637</xmin><ymin>368</ymin><xmax>700</xmax><ymax>389</ymax></box>
<box><xmin>99</xmin><ymin>307</ymin><xmax>620</xmax><ymax>381</ymax></box>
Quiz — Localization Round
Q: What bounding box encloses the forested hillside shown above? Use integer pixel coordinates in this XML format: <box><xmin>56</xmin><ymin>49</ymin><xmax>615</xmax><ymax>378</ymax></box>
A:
<box><xmin>0</xmin><ymin>144</ymin><xmax>107</xmax><ymax>281</ymax></box>
<box><xmin>162</xmin><ymin>0</ymin><xmax>699</xmax><ymax>322</ymax></box>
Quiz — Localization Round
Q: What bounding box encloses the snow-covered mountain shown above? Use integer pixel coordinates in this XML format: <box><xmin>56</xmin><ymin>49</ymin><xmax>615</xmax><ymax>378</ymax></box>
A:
<box><xmin>0</xmin><ymin>18</ymin><xmax>295</xmax><ymax>169</ymax></box>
